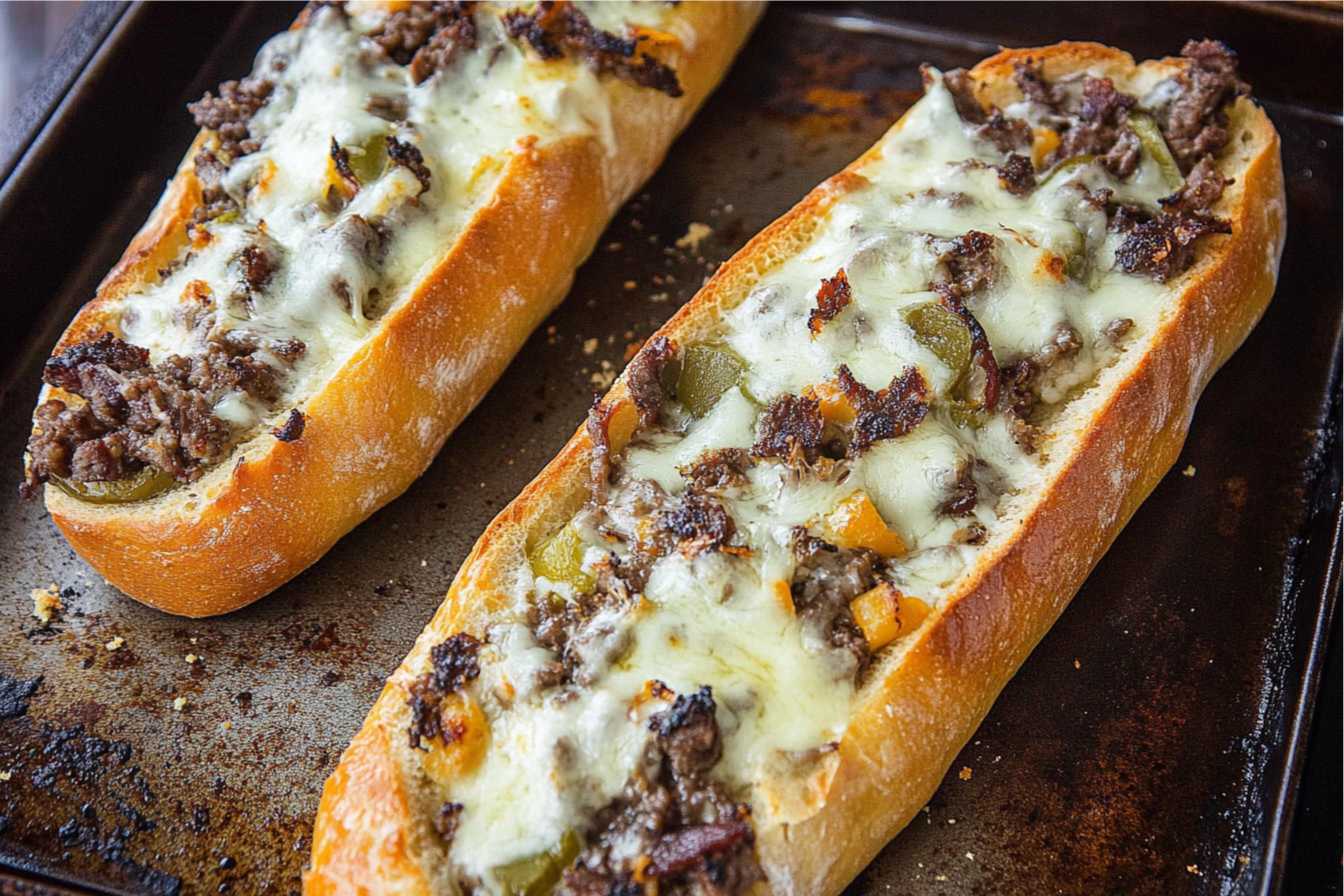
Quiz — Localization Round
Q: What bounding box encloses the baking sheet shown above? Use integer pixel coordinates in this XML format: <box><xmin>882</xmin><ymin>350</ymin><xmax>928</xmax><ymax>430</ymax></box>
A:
<box><xmin>0</xmin><ymin>3</ymin><xmax>1339</xmax><ymax>894</ymax></box>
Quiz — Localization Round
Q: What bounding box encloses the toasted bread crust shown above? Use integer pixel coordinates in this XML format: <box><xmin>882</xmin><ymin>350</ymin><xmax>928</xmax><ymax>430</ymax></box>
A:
<box><xmin>34</xmin><ymin>2</ymin><xmax>764</xmax><ymax>617</ymax></box>
<box><xmin>307</xmin><ymin>42</ymin><xmax>1285</xmax><ymax>893</ymax></box>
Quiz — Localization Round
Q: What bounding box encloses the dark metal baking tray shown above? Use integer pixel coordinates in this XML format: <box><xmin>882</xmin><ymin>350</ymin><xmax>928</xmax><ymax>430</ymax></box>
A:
<box><xmin>0</xmin><ymin>3</ymin><xmax>1338</xmax><ymax>894</ymax></box>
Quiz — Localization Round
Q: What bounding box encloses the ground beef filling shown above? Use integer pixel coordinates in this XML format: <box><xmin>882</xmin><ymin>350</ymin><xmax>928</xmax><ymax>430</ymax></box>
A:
<box><xmin>21</xmin><ymin>331</ymin><xmax>302</xmax><ymax>498</ymax></box>
<box><xmin>807</xmin><ymin>269</ymin><xmax>853</xmax><ymax>335</ymax></box>
<box><xmin>790</xmin><ymin>530</ymin><xmax>880</xmax><ymax>680</ymax></box>
<box><xmin>678</xmin><ymin>448</ymin><xmax>751</xmax><ymax>493</ymax></box>
<box><xmin>370</xmin><ymin>1</ymin><xmax>479</xmax><ymax>84</ymax></box>
<box><xmin>559</xmin><ymin>686</ymin><xmax>762</xmax><ymax>896</ymax></box>
<box><xmin>503</xmin><ymin>0</ymin><xmax>683</xmax><ymax>97</ymax></box>
<box><xmin>406</xmin><ymin>632</ymin><xmax>482</xmax><ymax>750</ymax></box>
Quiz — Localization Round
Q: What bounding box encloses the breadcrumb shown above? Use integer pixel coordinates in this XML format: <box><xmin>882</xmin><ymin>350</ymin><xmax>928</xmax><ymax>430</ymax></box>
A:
<box><xmin>186</xmin><ymin>654</ymin><xmax>199</xmax><ymax>664</ymax></box>
<box><xmin>675</xmin><ymin>222</ymin><xmax>713</xmax><ymax>252</ymax></box>
<box><xmin>31</xmin><ymin>583</ymin><xmax>62</xmax><ymax>625</ymax></box>
<box><xmin>173</xmin><ymin>696</ymin><xmax>188</xmax><ymax>712</ymax></box>
<box><xmin>581</xmin><ymin>338</ymin><xmax>599</xmax><ymax>356</ymax></box>
<box><xmin>958</xmin><ymin>766</ymin><xmax>973</xmax><ymax>781</ymax></box>
<box><xmin>1182</xmin><ymin>465</ymin><xmax>1197</xmax><ymax>477</ymax></box>
<box><xmin>0</xmin><ymin>770</ymin><xmax>11</xmax><ymax>782</ymax></box>
<box><xmin>105</xmin><ymin>636</ymin><xmax>125</xmax><ymax>651</ymax></box>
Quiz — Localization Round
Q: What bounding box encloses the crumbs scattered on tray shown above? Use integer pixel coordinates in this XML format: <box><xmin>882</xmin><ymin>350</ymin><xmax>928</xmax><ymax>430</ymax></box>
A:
<box><xmin>1182</xmin><ymin>465</ymin><xmax>1197</xmax><ymax>477</ymax></box>
<box><xmin>172</xmin><ymin>696</ymin><xmax>189</xmax><ymax>712</ymax></box>
<box><xmin>958</xmin><ymin>766</ymin><xmax>973</xmax><ymax>781</ymax></box>
<box><xmin>31</xmin><ymin>582</ymin><xmax>62</xmax><ymax>625</ymax></box>
<box><xmin>105</xmin><ymin>636</ymin><xmax>125</xmax><ymax>651</ymax></box>
<box><xmin>674</xmin><ymin>221</ymin><xmax>713</xmax><ymax>253</ymax></box>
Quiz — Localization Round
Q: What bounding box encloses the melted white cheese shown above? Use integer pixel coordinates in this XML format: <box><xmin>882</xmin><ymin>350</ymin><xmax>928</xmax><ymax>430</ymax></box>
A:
<box><xmin>453</xmin><ymin>68</ymin><xmax>1179</xmax><ymax>886</ymax></box>
<box><xmin>117</xmin><ymin>1</ymin><xmax>673</xmax><ymax>443</ymax></box>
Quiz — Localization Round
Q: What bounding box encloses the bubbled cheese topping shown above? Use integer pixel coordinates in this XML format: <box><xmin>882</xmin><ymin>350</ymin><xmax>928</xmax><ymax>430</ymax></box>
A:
<box><xmin>444</xmin><ymin>66</ymin><xmax>1183</xmax><ymax>889</ymax></box>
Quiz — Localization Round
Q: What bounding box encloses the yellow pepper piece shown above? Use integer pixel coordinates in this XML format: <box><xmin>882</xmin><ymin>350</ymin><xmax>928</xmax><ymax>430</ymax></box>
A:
<box><xmin>528</xmin><ymin>524</ymin><xmax>594</xmax><ymax>593</ymax></box>
<box><xmin>420</xmin><ymin>693</ymin><xmax>488</xmax><ymax>786</ymax></box>
<box><xmin>805</xmin><ymin>381</ymin><xmax>855</xmax><ymax>424</ymax></box>
<box><xmin>824</xmin><ymin>492</ymin><xmax>907</xmax><ymax>558</ymax></box>
<box><xmin>772</xmin><ymin>579</ymin><xmax>796</xmax><ymax>616</ymax></box>
<box><xmin>850</xmin><ymin>583</ymin><xmax>931</xmax><ymax>651</ymax></box>
<box><xmin>1031</xmin><ymin>127</ymin><xmax>1060</xmax><ymax>168</ymax></box>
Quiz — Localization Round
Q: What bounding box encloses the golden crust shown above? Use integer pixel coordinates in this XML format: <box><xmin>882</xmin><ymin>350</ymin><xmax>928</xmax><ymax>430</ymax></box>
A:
<box><xmin>307</xmin><ymin>42</ymin><xmax>1286</xmax><ymax>894</ymax></box>
<box><xmin>33</xmin><ymin>2</ymin><xmax>765</xmax><ymax>617</ymax></box>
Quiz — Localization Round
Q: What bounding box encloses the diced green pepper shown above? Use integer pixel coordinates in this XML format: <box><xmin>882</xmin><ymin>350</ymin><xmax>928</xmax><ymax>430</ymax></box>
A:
<box><xmin>494</xmin><ymin>829</ymin><xmax>582</xmax><ymax>896</ymax></box>
<box><xmin>674</xmin><ymin>344</ymin><xmax>744</xmax><ymax>417</ymax></box>
<box><xmin>52</xmin><ymin>466</ymin><xmax>175</xmax><ymax>505</ymax></box>
<box><xmin>528</xmin><ymin>524</ymin><xmax>594</xmax><ymax>593</ymax></box>
<box><xmin>350</xmin><ymin>134</ymin><xmax>389</xmax><ymax>184</ymax></box>
<box><xmin>1038</xmin><ymin>153</ymin><xmax>1097</xmax><ymax>187</ymax></box>
<box><xmin>902</xmin><ymin>302</ymin><xmax>972</xmax><ymax>382</ymax></box>
<box><xmin>1127</xmin><ymin>113</ymin><xmax>1182</xmax><ymax>190</ymax></box>
<box><xmin>946</xmin><ymin>400</ymin><xmax>989</xmax><ymax>430</ymax></box>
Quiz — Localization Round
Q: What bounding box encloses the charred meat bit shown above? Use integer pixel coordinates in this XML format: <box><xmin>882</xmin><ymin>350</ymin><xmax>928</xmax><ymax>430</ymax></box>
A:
<box><xmin>930</xmin><ymin>230</ymin><xmax>997</xmax><ymax>297</ymax></box>
<box><xmin>658</xmin><ymin>493</ymin><xmax>736</xmax><ymax>557</ymax></box>
<box><xmin>1112</xmin><ymin>205</ymin><xmax>1230</xmax><ymax>282</ymax></box>
<box><xmin>679</xmin><ymin>447</ymin><xmax>750</xmax><ymax>493</ymax></box>
<box><xmin>558</xmin><ymin>685</ymin><xmax>762</xmax><ymax>895</ymax></box>
<box><xmin>330</xmin><ymin>138</ymin><xmax>360</xmax><ymax>193</ymax></box>
<box><xmin>189</xmin><ymin>150</ymin><xmax>238</xmax><ymax>235</ymax></box>
<box><xmin>995</xmin><ymin>153</ymin><xmax>1037</xmax><ymax>197</ymax></box>
<box><xmin>188</xmin><ymin>77</ymin><xmax>273</xmax><ymax>161</ymax></box>
<box><xmin>503</xmin><ymin>1</ymin><xmax>683</xmax><ymax>97</ymax></box>
<box><xmin>807</xmin><ymin>269</ymin><xmax>853</xmax><ymax>336</ymax></box>
<box><xmin>791</xmin><ymin>529</ymin><xmax>879</xmax><ymax>679</ymax></box>
<box><xmin>385</xmin><ymin>136</ymin><xmax>433</xmax><ymax>194</ymax></box>
<box><xmin>625</xmin><ymin>336</ymin><xmax>676</xmax><ymax>427</ymax></box>
<box><xmin>272</xmin><ymin>410</ymin><xmax>305</xmax><ymax>442</ymax></box>
<box><xmin>371</xmin><ymin>1</ymin><xmax>477</xmax><ymax>75</ymax></box>
<box><xmin>1156</xmin><ymin>40</ymin><xmax>1249</xmax><ymax>172</ymax></box>
<box><xmin>433</xmin><ymin>801</ymin><xmax>464</xmax><ymax>844</ymax></box>
<box><xmin>1159</xmin><ymin>154</ymin><xmax>1230</xmax><ymax>216</ymax></box>
<box><xmin>750</xmin><ymin>394</ymin><xmax>824</xmax><ymax>466</ymax></box>
<box><xmin>1012</xmin><ymin>58</ymin><xmax>1058</xmax><ymax>107</ymax></box>
<box><xmin>835</xmin><ymin>364</ymin><xmax>929</xmax><ymax>457</ymax></box>
<box><xmin>406</xmin><ymin>632</ymin><xmax>481</xmax><ymax>749</ymax></box>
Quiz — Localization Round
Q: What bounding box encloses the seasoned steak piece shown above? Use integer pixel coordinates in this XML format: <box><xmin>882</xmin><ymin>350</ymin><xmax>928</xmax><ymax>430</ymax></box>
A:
<box><xmin>930</xmin><ymin>229</ymin><xmax>998</xmax><ymax>297</ymax></box>
<box><xmin>807</xmin><ymin>269</ymin><xmax>853</xmax><ymax>335</ymax></box>
<box><xmin>679</xmin><ymin>448</ymin><xmax>751</xmax><ymax>493</ymax></box>
<box><xmin>790</xmin><ymin>529</ymin><xmax>880</xmax><ymax>679</ymax></box>
<box><xmin>558</xmin><ymin>685</ymin><xmax>762</xmax><ymax>896</ymax></box>
<box><xmin>938</xmin><ymin>66</ymin><xmax>1031</xmax><ymax>153</ymax></box>
<box><xmin>751</xmin><ymin>394</ymin><xmax>824</xmax><ymax>466</ymax></box>
<box><xmin>386</xmin><ymin>137</ymin><xmax>433</xmax><ymax>194</ymax></box>
<box><xmin>1156</xmin><ymin>40</ymin><xmax>1249</xmax><ymax>172</ymax></box>
<box><xmin>835</xmin><ymin>365</ymin><xmax>929</xmax><ymax>457</ymax></box>
<box><xmin>658</xmin><ymin>492</ymin><xmax>737</xmax><ymax>558</ymax></box>
<box><xmin>370</xmin><ymin>0</ymin><xmax>477</xmax><ymax>77</ymax></box>
<box><xmin>188</xmin><ymin>77</ymin><xmax>273</xmax><ymax>161</ymax></box>
<box><xmin>503</xmin><ymin>1</ymin><xmax>683</xmax><ymax>97</ymax></box>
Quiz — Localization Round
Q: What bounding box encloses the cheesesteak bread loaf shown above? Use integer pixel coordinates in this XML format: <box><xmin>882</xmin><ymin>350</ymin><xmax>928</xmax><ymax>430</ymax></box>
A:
<box><xmin>18</xmin><ymin>1</ymin><xmax>762</xmax><ymax>617</ymax></box>
<box><xmin>308</xmin><ymin>41</ymin><xmax>1284</xmax><ymax>895</ymax></box>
